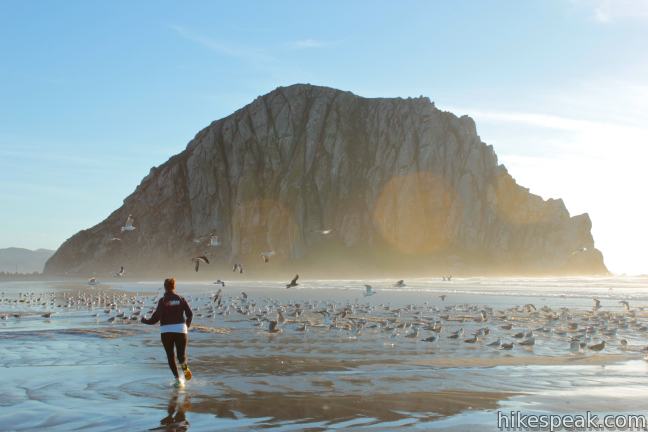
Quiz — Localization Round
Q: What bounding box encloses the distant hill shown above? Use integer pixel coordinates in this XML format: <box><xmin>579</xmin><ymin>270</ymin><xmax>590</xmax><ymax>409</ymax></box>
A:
<box><xmin>0</xmin><ymin>248</ymin><xmax>55</xmax><ymax>273</ymax></box>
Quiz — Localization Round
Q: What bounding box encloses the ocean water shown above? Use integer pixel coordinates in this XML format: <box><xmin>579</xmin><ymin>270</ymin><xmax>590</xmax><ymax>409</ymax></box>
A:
<box><xmin>1</xmin><ymin>276</ymin><xmax>648</xmax><ymax>431</ymax></box>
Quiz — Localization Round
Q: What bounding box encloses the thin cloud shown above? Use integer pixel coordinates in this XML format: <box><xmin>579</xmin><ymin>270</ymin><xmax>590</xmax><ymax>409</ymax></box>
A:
<box><xmin>170</xmin><ymin>25</ymin><xmax>276</xmax><ymax>65</ymax></box>
<box><xmin>573</xmin><ymin>0</ymin><xmax>648</xmax><ymax>23</ymax></box>
<box><xmin>288</xmin><ymin>39</ymin><xmax>331</xmax><ymax>49</ymax></box>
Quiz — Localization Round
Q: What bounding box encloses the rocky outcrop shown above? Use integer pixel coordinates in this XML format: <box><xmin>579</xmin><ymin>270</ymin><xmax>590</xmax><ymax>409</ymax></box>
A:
<box><xmin>44</xmin><ymin>84</ymin><xmax>607</xmax><ymax>277</ymax></box>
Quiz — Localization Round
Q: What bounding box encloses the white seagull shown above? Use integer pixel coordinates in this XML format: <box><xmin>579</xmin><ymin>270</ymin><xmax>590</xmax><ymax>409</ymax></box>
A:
<box><xmin>260</xmin><ymin>251</ymin><xmax>275</xmax><ymax>263</ymax></box>
<box><xmin>121</xmin><ymin>214</ymin><xmax>136</xmax><ymax>232</ymax></box>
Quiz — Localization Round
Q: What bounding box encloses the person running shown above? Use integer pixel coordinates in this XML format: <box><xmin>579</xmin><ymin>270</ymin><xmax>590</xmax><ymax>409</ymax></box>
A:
<box><xmin>141</xmin><ymin>278</ymin><xmax>194</xmax><ymax>388</ymax></box>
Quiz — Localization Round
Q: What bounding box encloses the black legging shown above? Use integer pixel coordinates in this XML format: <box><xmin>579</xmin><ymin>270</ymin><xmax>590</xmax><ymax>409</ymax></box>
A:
<box><xmin>161</xmin><ymin>332</ymin><xmax>188</xmax><ymax>378</ymax></box>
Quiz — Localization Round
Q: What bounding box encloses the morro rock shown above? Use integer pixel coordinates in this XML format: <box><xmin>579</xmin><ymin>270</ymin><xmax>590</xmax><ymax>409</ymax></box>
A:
<box><xmin>44</xmin><ymin>84</ymin><xmax>607</xmax><ymax>277</ymax></box>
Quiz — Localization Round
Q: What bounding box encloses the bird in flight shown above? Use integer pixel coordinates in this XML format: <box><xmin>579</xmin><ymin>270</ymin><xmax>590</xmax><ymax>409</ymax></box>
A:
<box><xmin>286</xmin><ymin>274</ymin><xmax>299</xmax><ymax>288</ymax></box>
<box><xmin>121</xmin><ymin>214</ymin><xmax>136</xmax><ymax>232</ymax></box>
<box><xmin>114</xmin><ymin>266</ymin><xmax>125</xmax><ymax>277</ymax></box>
<box><xmin>260</xmin><ymin>251</ymin><xmax>275</xmax><ymax>263</ymax></box>
<box><xmin>363</xmin><ymin>284</ymin><xmax>376</xmax><ymax>297</ymax></box>
<box><xmin>192</xmin><ymin>256</ymin><xmax>209</xmax><ymax>272</ymax></box>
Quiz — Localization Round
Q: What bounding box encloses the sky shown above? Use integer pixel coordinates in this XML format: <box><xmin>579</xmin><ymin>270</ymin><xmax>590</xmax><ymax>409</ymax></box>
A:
<box><xmin>1</xmin><ymin>0</ymin><xmax>647</xmax><ymax>274</ymax></box>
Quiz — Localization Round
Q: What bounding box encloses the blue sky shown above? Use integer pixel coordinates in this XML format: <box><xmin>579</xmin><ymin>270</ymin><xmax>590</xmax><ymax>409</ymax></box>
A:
<box><xmin>1</xmin><ymin>0</ymin><xmax>647</xmax><ymax>273</ymax></box>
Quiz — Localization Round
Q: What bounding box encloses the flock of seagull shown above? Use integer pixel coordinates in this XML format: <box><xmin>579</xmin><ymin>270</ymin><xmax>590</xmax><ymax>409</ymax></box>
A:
<box><xmin>3</xmin><ymin>283</ymin><xmax>648</xmax><ymax>360</ymax></box>
<box><xmin>5</xmin><ymin>214</ymin><xmax>644</xmax><ymax>359</ymax></box>
<box><xmin>99</xmin><ymin>214</ymin><xmax>333</xmax><ymax>290</ymax></box>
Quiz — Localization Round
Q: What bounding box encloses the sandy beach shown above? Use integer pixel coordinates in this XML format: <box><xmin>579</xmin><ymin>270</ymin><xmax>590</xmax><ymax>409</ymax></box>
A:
<box><xmin>2</xmin><ymin>277</ymin><xmax>648</xmax><ymax>431</ymax></box>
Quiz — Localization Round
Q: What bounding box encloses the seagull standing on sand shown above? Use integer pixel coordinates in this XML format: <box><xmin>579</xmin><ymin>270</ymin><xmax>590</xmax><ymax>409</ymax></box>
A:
<box><xmin>192</xmin><ymin>256</ymin><xmax>209</xmax><ymax>272</ymax></box>
<box><xmin>268</xmin><ymin>320</ymin><xmax>282</xmax><ymax>333</ymax></box>
<box><xmin>286</xmin><ymin>274</ymin><xmax>299</xmax><ymax>288</ymax></box>
<box><xmin>589</xmin><ymin>341</ymin><xmax>606</xmax><ymax>351</ymax></box>
<box><xmin>121</xmin><ymin>214</ymin><xmax>136</xmax><ymax>232</ymax></box>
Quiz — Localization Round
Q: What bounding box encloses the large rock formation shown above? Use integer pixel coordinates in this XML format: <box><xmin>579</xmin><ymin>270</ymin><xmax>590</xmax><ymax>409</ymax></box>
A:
<box><xmin>44</xmin><ymin>84</ymin><xmax>607</xmax><ymax>277</ymax></box>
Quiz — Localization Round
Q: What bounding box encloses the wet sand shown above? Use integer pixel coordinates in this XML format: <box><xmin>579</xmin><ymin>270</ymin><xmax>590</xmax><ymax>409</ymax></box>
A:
<box><xmin>2</xmin><ymin>277</ymin><xmax>648</xmax><ymax>431</ymax></box>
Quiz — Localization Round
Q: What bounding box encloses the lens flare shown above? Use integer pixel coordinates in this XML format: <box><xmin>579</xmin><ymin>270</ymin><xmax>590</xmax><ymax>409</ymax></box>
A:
<box><xmin>373</xmin><ymin>172</ymin><xmax>455</xmax><ymax>254</ymax></box>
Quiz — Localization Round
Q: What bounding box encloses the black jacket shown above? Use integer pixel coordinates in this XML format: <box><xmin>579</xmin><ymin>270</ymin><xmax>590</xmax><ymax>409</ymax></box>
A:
<box><xmin>141</xmin><ymin>292</ymin><xmax>193</xmax><ymax>327</ymax></box>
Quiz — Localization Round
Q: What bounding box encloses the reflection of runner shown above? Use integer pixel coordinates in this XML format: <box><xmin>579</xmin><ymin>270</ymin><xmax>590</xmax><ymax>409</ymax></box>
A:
<box><xmin>141</xmin><ymin>278</ymin><xmax>193</xmax><ymax>388</ymax></box>
<box><xmin>160</xmin><ymin>393</ymin><xmax>191</xmax><ymax>430</ymax></box>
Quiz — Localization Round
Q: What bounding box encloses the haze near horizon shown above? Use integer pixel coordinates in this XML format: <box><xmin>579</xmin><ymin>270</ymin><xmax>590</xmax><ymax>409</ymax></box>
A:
<box><xmin>1</xmin><ymin>0</ymin><xmax>647</xmax><ymax>274</ymax></box>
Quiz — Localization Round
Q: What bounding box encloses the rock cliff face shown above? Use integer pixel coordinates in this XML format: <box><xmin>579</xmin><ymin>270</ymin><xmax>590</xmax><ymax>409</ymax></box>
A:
<box><xmin>44</xmin><ymin>84</ymin><xmax>607</xmax><ymax>277</ymax></box>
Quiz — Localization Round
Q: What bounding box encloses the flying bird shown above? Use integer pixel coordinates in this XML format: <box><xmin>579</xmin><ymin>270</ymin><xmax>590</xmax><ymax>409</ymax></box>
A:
<box><xmin>192</xmin><ymin>256</ymin><xmax>210</xmax><ymax>272</ymax></box>
<box><xmin>260</xmin><ymin>251</ymin><xmax>275</xmax><ymax>263</ymax></box>
<box><xmin>114</xmin><ymin>266</ymin><xmax>125</xmax><ymax>278</ymax></box>
<box><xmin>286</xmin><ymin>274</ymin><xmax>299</xmax><ymax>288</ymax></box>
<box><xmin>121</xmin><ymin>214</ymin><xmax>136</xmax><ymax>232</ymax></box>
<box><xmin>363</xmin><ymin>284</ymin><xmax>376</xmax><ymax>297</ymax></box>
<box><xmin>394</xmin><ymin>280</ymin><xmax>406</xmax><ymax>288</ymax></box>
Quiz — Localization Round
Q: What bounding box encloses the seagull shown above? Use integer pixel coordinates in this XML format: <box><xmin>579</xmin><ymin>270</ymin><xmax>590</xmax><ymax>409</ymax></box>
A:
<box><xmin>487</xmin><ymin>338</ymin><xmax>502</xmax><ymax>347</ymax></box>
<box><xmin>571</xmin><ymin>247</ymin><xmax>588</xmax><ymax>255</ymax></box>
<box><xmin>109</xmin><ymin>237</ymin><xmax>122</xmax><ymax>242</ymax></box>
<box><xmin>394</xmin><ymin>280</ymin><xmax>406</xmax><ymax>288</ymax></box>
<box><xmin>620</xmin><ymin>300</ymin><xmax>630</xmax><ymax>312</ymax></box>
<box><xmin>439</xmin><ymin>295</ymin><xmax>447</xmax><ymax>301</ymax></box>
<box><xmin>315</xmin><ymin>229</ymin><xmax>333</xmax><ymax>235</ymax></box>
<box><xmin>363</xmin><ymin>285</ymin><xmax>376</xmax><ymax>297</ymax></box>
<box><xmin>192</xmin><ymin>256</ymin><xmax>209</xmax><ymax>272</ymax></box>
<box><xmin>286</xmin><ymin>274</ymin><xmax>299</xmax><ymax>288</ymax></box>
<box><xmin>464</xmin><ymin>335</ymin><xmax>479</xmax><ymax>343</ymax></box>
<box><xmin>260</xmin><ymin>251</ymin><xmax>275</xmax><ymax>263</ymax></box>
<box><xmin>121</xmin><ymin>214</ymin><xmax>136</xmax><ymax>232</ymax></box>
<box><xmin>448</xmin><ymin>328</ymin><xmax>464</xmax><ymax>339</ymax></box>
<box><xmin>593</xmin><ymin>298</ymin><xmax>601</xmax><ymax>310</ymax></box>
<box><xmin>268</xmin><ymin>320</ymin><xmax>282</xmax><ymax>334</ymax></box>
<box><xmin>500</xmin><ymin>342</ymin><xmax>514</xmax><ymax>350</ymax></box>
<box><xmin>88</xmin><ymin>277</ymin><xmax>97</xmax><ymax>286</ymax></box>
<box><xmin>114</xmin><ymin>266</ymin><xmax>125</xmax><ymax>278</ymax></box>
<box><xmin>421</xmin><ymin>335</ymin><xmax>437</xmax><ymax>342</ymax></box>
<box><xmin>232</xmin><ymin>263</ymin><xmax>244</xmax><ymax>274</ymax></box>
<box><xmin>212</xmin><ymin>289</ymin><xmax>222</xmax><ymax>305</ymax></box>
<box><xmin>589</xmin><ymin>341</ymin><xmax>606</xmax><ymax>351</ymax></box>
<box><xmin>519</xmin><ymin>336</ymin><xmax>535</xmax><ymax>346</ymax></box>
<box><xmin>209</xmin><ymin>235</ymin><xmax>221</xmax><ymax>247</ymax></box>
<box><xmin>214</xmin><ymin>279</ymin><xmax>225</xmax><ymax>287</ymax></box>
